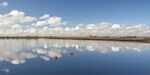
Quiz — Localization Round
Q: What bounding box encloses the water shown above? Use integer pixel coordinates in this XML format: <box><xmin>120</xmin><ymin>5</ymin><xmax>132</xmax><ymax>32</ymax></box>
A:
<box><xmin>0</xmin><ymin>39</ymin><xmax>150</xmax><ymax>75</ymax></box>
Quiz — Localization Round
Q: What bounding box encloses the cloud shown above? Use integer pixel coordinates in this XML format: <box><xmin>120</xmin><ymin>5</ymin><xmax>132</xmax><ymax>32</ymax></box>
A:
<box><xmin>0</xmin><ymin>10</ymin><xmax>37</xmax><ymax>27</ymax></box>
<box><xmin>11</xmin><ymin>24</ymin><xmax>22</xmax><ymax>30</ymax></box>
<box><xmin>0</xmin><ymin>10</ymin><xmax>150</xmax><ymax>36</ymax></box>
<box><xmin>32</xmin><ymin>20</ymin><xmax>47</xmax><ymax>27</ymax></box>
<box><xmin>47</xmin><ymin>16</ymin><xmax>67</xmax><ymax>26</ymax></box>
<box><xmin>40</xmin><ymin>14</ymin><xmax>50</xmax><ymax>19</ymax></box>
<box><xmin>0</xmin><ymin>2</ymin><xmax>8</xmax><ymax>7</ymax></box>
<box><xmin>33</xmin><ymin>16</ymin><xmax>67</xmax><ymax>27</ymax></box>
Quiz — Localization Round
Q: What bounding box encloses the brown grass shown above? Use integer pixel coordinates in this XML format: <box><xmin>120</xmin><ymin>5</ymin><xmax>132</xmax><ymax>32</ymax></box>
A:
<box><xmin>0</xmin><ymin>36</ymin><xmax>150</xmax><ymax>43</ymax></box>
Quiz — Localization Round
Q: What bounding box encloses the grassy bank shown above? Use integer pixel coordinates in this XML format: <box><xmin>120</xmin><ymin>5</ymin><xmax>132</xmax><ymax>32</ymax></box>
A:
<box><xmin>0</xmin><ymin>36</ymin><xmax>150</xmax><ymax>43</ymax></box>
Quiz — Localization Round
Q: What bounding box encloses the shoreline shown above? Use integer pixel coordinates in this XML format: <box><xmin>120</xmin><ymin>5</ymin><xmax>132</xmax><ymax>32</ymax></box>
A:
<box><xmin>0</xmin><ymin>36</ymin><xmax>150</xmax><ymax>43</ymax></box>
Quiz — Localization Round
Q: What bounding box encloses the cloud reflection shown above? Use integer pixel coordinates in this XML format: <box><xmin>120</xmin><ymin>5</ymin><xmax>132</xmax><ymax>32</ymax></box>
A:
<box><xmin>0</xmin><ymin>39</ymin><xmax>150</xmax><ymax>64</ymax></box>
<box><xmin>0</xmin><ymin>68</ymin><xmax>10</xmax><ymax>73</ymax></box>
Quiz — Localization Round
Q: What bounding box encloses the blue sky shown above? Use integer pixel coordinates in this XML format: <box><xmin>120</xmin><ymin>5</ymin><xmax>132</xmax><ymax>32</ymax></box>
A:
<box><xmin>0</xmin><ymin>0</ymin><xmax>150</xmax><ymax>26</ymax></box>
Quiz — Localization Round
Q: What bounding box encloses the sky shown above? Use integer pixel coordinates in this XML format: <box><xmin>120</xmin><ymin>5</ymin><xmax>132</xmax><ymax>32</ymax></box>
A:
<box><xmin>1</xmin><ymin>0</ymin><xmax>150</xmax><ymax>25</ymax></box>
<box><xmin>0</xmin><ymin>0</ymin><xmax>150</xmax><ymax>36</ymax></box>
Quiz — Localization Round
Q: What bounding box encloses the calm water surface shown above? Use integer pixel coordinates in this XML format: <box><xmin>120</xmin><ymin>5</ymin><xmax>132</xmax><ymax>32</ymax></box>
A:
<box><xmin>0</xmin><ymin>39</ymin><xmax>150</xmax><ymax>75</ymax></box>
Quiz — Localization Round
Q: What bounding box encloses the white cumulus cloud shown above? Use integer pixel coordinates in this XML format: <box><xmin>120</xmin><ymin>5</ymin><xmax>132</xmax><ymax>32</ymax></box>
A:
<box><xmin>33</xmin><ymin>16</ymin><xmax>67</xmax><ymax>27</ymax></box>
<box><xmin>0</xmin><ymin>2</ymin><xmax>8</xmax><ymax>7</ymax></box>
<box><xmin>40</xmin><ymin>14</ymin><xmax>50</xmax><ymax>19</ymax></box>
<box><xmin>0</xmin><ymin>10</ymin><xmax>150</xmax><ymax>36</ymax></box>
<box><xmin>47</xmin><ymin>16</ymin><xmax>67</xmax><ymax>26</ymax></box>
<box><xmin>0</xmin><ymin>10</ymin><xmax>37</xmax><ymax>26</ymax></box>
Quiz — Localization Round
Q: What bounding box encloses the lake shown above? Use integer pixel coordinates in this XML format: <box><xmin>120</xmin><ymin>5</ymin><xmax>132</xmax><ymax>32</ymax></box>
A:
<box><xmin>0</xmin><ymin>39</ymin><xmax>150</xmax><ymax>75</ymax></box>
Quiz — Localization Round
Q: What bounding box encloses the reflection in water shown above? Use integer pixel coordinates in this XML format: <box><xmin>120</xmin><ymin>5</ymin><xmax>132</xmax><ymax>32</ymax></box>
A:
<box><xmin>0</xmin><ymin>39</ymin><xmax>150</xmax><ymax>65</ymax></box>
<box><xmin>0</xmin><ymin>68</ymin><xmax>10</xmax><ymax>73</ymax></box>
